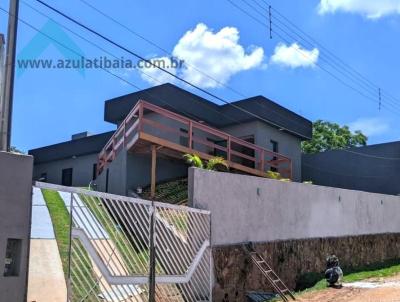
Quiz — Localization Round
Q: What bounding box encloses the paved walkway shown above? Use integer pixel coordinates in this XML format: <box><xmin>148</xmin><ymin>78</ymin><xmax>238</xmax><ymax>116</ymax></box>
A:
<box><xmin>31</xmin><ymin>187</ymin><xmax>55</xmax><ymax>239</ymax></box>
<box><xmin>28</xmin><ymin>187</ymin><xmax>67</xmax><ymax>302</ymax></box>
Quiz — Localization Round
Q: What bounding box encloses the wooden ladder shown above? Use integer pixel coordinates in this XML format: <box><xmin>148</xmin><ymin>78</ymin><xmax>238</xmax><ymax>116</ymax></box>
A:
<box><xmin>243</xmin><ymin>243</ymin><xmax>296</xmax><ymax>302</ymax></box>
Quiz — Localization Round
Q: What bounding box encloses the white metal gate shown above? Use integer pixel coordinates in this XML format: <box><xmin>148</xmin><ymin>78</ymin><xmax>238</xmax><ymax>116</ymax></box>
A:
<box><xmin>34</xmin><ymin>182</ymin><xmax>211</xmax><ymax>302</ymax></box>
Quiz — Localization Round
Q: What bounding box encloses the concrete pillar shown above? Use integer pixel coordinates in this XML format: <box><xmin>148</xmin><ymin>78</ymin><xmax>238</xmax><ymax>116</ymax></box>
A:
<box><xmin>0</xmin><ymin>151</ymin><xmax>33</xmax><ymax>302</ymax></box>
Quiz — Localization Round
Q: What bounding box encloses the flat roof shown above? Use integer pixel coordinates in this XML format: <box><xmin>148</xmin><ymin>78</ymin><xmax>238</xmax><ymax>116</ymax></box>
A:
<box><xmin>104</xmin><ymin>83</ymin><xmax>312</xmax><ymax>140</ymax></box>
<box><xmin>28</xmin><ymin>131</ymin><xmax>114</xmax><ymax>164</ymax></box>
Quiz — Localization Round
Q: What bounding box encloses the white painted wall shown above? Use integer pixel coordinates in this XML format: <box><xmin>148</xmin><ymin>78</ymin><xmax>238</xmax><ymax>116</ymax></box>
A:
<box><xmin>189</xmin><ymin>168</ymin><xmax>400</xmax><ymax>246</ymax></box>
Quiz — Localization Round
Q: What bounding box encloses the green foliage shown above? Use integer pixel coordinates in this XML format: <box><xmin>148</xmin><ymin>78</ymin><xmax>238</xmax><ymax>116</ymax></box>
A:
<box><xmin>301</xmin><ymin>120</ymin><xmax>368</xmax><ymax>154</ymax></box>
<box><xmin>183</xmin><ymin>153</ymin><xmax>204</xmax><ymax>168</ymax></box>
<box><xmin>265</xmin><ymin>170</ymin><xmax>291</xmax><ymax>182</ymax></box>
<box><xmin>10</xmin><ymin>146</ymin><xmax>25</xmax><ymax>154</ymax></box>
<box><xmin>299</xmin><ymin>258</ymin><xmax>400</xmax><ymax>294</ymax></box>
<box><xmin>266</xmin><ymin>170</ymin><xmax>281</xmax><ymax>179</ymax></box>
<box><xmin>41</xmin><ymin>189</ymin><xmax>70</xmax><ymax>277</ymax></box>
<box><xmin>184</xmin><ymin>154</ymin><xmax>229</xmax><ymax>171</ymax></box>
<box><xmin>206</xmin><ymin>156</ymin><xmax>229</xmax><ymax>172</ymax></box>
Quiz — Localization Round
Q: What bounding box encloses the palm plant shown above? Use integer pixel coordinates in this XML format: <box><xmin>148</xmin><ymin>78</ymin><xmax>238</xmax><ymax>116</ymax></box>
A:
<box><xmin>183</xmin><ymin>154</ymin><xmax>204</xmax><ymax>169</ymax></box>
<box><xmin>206</xmin><ymin>156</ymin><xmax>229</xmax><ymax>172</ymax></box>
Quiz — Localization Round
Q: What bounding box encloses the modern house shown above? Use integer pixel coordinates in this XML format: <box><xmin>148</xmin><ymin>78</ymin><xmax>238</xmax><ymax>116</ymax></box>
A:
<box><xmin>29</xmin><ymin>83</ymin><xmax>312</xmax><ymax>196</ymax></box>
<box><xmin>302</xmin><ymin>141</ymin><xmax>400</xmax><ymax>196</ymax></box>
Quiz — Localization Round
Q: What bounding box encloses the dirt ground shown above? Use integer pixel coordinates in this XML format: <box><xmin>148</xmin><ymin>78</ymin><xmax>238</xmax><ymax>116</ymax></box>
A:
<box><xmin>298</xmin><ymin>274</ymin><xmax>400</xmax><ymax>302</ymax></box>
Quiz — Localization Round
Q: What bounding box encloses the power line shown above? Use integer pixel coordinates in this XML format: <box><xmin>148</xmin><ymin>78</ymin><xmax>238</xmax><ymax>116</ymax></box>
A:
<box><xmin>14</xmin><ymin>0</ymin><xmax>308</xmax><ymax>140</ymax></box>
<box><xmin>0</xmin><ymin>6</ymin><xmax>223</xmax><ymax>125</ymax></box>
<box><xmin>342</xmin><ymin>148</ymin><xmax>400</xmax><ymax>160</ymax></box>
<box><xmin>32</xmin><ymin>0</ymin><xmax>312</xmax><ymax>138</ymax></box>
<box><xmin>258</xmin><ymin>0</ymin><xmax>400</xmax><ymax>106</ymax></box>
<box><xmin>227</xmin><ymin>0</ymin><xmax>400</xmax><ymax>115</ymax></box>
<box><xmin>19</xmin><ymin>0</ymin><xmax>242</xmax><ymax>124</ymax></box>
<box><xmin>74</xmin><ymin>0</ymin><xmax>313</xmax><ymax>133</ymax></box>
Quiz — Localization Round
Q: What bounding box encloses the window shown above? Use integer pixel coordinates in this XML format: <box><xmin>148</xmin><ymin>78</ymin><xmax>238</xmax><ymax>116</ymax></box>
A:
<box><xmin>3</xmin><ymin>239</ymin><xmax>22</xmax><ymax>277</ymax></box>
<box><xmin>270</xmin><ymin>140</ymin><xmax>279</xmax><ymax>172</ymax></box>
<box><xmin>270</xmin><ymin>140</ymin><xmax>279</xmax><ymax>153</ymax></box>
<box><xmin>61</xmin><ymin>168</ymin><xmax>73</xmax><ymax>186</ymax></box>
<box><xmin>179</xmin><ymin>128</ymin><xmax>189</xmax><ymax>147</ymax></box>
<box><xmin>92</xmin><ymin>163</ymin><xmax>97</xmax><ymax>180</ymax></box>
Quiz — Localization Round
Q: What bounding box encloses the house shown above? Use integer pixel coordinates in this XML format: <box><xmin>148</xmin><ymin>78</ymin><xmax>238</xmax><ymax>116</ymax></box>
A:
<box><xmin>29</xmin><ymin>83</ymin><xmax>312</xmax><ymax>196</ymax></box>
<box><xmin>302</xmin><ymin>141</ymin><xmax>400</xmax><ymax>196</ymax></box>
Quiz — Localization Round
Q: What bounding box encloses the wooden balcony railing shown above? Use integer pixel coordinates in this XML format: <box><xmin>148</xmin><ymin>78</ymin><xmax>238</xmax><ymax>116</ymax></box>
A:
<box><xmin>97</xmin><ymin>100</ymin><xmax>292</xmax><ymax>179</ymax></box>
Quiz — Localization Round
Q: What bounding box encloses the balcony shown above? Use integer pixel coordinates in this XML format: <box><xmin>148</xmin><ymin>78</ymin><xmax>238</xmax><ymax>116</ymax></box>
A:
<box><xmin>97</xmin><ymin>100</ymin><xmax>292</xmax><ymax>179</ymax></box>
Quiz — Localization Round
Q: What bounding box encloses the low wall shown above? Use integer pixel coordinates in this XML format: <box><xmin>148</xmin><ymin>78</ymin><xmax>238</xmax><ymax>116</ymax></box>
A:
<box><xmin>188</xmin><ymin>168</ymin><xmax>400</xmax><ymax>245</ymax></box>
<box><xmin>302</xmin><ymin>142</ymin><xmax>400</xmax><ymax>196</ymax></box>
<box><xmin>188</xmin><ymin>168</ymin><xmax>400</xmax><ymax>301</ymax></box>
<box><xmin>213</xmin><ymin>233</ymin><xmax>400</xmax><ymax>301</ymax></box>
<box><xmin>0</xmin><ymin>152</ymin><xmax>33</xmax><ymax>302</ymax></box>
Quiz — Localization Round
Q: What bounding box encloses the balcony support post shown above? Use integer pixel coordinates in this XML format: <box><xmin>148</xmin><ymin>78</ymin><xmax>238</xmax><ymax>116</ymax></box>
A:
<box><xmin>150</xmin><ymin>144</ymin><xmax>157</xmax><ymax>199</ymax></box>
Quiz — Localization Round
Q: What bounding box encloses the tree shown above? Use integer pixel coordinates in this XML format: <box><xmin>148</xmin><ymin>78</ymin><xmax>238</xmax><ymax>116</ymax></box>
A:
<box><xmin>10</xmin><ymin>146</ymin><xmax>25</xmax><ymax>154</ymax></box>
<box><xmin>301</xmin><ymin>120</ymin><xmax>367</xmax><ymax>154</ymax></box>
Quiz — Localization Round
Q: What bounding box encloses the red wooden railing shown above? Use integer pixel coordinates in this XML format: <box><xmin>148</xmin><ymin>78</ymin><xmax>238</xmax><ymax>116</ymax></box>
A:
<box><xmin>97</xmin><ymin>100</ymin><xmax>292</xmax><ymax>179</ymax></box>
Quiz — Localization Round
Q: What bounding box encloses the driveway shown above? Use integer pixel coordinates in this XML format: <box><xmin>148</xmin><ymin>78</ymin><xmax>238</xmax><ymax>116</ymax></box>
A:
<box><xmin>28</xmin><ymin>187</ymin><xmax>67</xmax><ymax>302</ymax></box>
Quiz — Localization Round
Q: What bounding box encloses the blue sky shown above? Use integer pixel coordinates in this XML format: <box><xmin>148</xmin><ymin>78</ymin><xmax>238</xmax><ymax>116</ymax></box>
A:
<box><xmin>1</xmin><ymin>0</ymin><xmax>400</xmax><ymax>151</ymax></box>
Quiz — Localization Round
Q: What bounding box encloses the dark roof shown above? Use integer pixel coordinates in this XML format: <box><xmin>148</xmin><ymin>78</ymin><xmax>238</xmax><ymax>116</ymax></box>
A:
<box><xmin>104</xmin><ymin>83</ymin><xmax>312</xmax><ymax>140</ymax></box>
<box><xmin>28</xmin><ymin>131</ymin><xmax>114</xmax><ymax>164</ymax></box>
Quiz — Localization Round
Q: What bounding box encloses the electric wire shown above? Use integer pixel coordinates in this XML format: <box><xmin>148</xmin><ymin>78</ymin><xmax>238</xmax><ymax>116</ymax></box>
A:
<box><xmin>31</xmin><ymin>0</ymin><xmax>312</xmax><ymax>138</ymax></box>
<box><xmin>227</xmin><ymin>0</ymin><xmax>400</xmax><ymax>115</ymax></box>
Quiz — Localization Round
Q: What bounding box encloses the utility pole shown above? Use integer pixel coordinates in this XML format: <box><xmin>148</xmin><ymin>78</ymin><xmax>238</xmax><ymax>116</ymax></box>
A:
<box><xmin>0</xmin><ymin>34</ymin><xmax>5</xmax><ymax>132</ymax></box>
<box><xmin>0</xmin><ymin>0</ymin><xmax>19</xmax><ymax>151</ymax></box>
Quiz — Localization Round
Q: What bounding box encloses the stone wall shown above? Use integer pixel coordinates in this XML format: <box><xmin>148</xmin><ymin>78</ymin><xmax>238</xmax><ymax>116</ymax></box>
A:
<box><xmin>212</xmin><ymin>233</ymin><xmax>400</xmax><ymax>302</ymax></box>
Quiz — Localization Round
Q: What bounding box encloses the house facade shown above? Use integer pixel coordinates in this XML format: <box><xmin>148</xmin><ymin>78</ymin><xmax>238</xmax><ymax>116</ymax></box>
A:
<box><xmin>302</xmin><ymin>141</ymin><xmax>400</xmax><ymax>196</ymax></box>
<box><xmin>29</xmin><ymin>83</ymin><xmax>312</xmax><ymax>196</ymax></box>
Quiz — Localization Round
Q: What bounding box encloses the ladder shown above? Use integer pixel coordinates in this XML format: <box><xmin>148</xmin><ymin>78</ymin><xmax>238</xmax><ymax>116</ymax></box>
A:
<box><xmin>243</xmin><ymin>243</ymin><xmax>296</xmax><ymax>302</ymax></box>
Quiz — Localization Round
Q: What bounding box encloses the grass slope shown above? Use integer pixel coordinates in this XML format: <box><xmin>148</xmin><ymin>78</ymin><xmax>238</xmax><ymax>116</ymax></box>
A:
<box><xmin>41</xmin><ymin>189</ymin><xmax>70</xmax><ymax>277</ymax></box>
<box><xmin>300</xmin><ymin>259</ymin><xmax>400</xmax><ymax>294</ymax></box>
<box><xmin>41</xmin><ymin>189</ymin><xmax>99</xmax><ymax>301</ymax></box>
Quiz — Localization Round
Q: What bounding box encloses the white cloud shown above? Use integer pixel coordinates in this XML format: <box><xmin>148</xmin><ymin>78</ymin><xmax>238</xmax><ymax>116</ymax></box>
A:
<box><xmin>318</xmin><ymin>0</ymin><xmax>400</xmax><ymax>19</ymax></box>
<box><xmin>140</xmin><ymin>23</ymin><xmax>264</xmax><ymax>88</ymax></box>
<box><xmin>349</xmin><ymin>117</ymin><xmax>390</xmax><ymax>136</ymax></box>
<box><xmin>270</xmin><ymin>43</ymin><xmax>319</xmax><ymax>68</ymax></box>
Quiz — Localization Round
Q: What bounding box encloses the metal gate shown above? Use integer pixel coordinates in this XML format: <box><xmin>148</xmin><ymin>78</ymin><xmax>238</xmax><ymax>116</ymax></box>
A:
<box><xmin>34</xmin><ymin>182</ymin><xmax>212</xmax><ymax>302</ymax></box>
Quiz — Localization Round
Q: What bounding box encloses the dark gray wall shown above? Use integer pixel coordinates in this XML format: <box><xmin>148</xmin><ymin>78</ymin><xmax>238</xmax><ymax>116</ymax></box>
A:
<box><xmin>32</xmin><ymin>153</ymin><xmax>98</xmax><ymax>187</ymax></box>
<box><xmin>222</xmin><ymin>121</ymin><xmax>302</xmax><ymax>181</ymax></box>
<box><xmin>96</xmin><ymin>150</ymin><xmax>188</xmax><ymax>196</ymax></box>
<box><xmin>0</xmin><ymin>152</ymin><xmax>33</xmax><ymax>302</ymax></box>
<box><xmin>302</xmin><ymin>142</ymin><xmax>400</xmax><ymax>195</ymax></box>
<box><xmin>125</xmin><ymin>152</ymin><xmax>188</xmax><ymax>194</ymax></box>
<box><xmin>96</xmin><ymin>150</ymin><xmax>127</xmax><ymax>196</ymax></box>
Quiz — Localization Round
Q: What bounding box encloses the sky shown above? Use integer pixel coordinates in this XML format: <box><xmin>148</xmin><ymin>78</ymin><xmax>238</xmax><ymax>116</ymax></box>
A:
<box><xmin>1</xmin><ymin>0</ymin><xmax>400</xmax><ymax>152</ymax></box>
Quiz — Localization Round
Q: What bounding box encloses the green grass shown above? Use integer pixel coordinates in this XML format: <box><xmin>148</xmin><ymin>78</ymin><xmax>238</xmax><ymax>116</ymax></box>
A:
<box><xmin>41</xmin><ymin>189</ymin><xmax>99</xmax><ymax>301</ymax></box>
<box><xmin>299</xmin><ymin>259</ymin><xmax>400</xmax><ymax>295</ymax></box>
<box><xmin>79</xmin><ymin>194</ymin><xmax>151</xmax><ymax>274</ymax></box>
<box><xmin>41</xmin><ymin>189</ymin><xmax>71</xmax><ymax>276</ymax></box>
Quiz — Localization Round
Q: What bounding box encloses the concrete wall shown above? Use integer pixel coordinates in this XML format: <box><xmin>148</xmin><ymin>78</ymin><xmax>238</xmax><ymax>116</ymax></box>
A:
<box><xmin>96</xmin><ymin>151</ymin><xmax>127</xmax><ymax>196</ymax></box>
<box><xmin>302</xmin><ymin>142</ymin><xmax>400</xmax><ymax>196</ymax></box>
<box><xmin>125</xmin><ymin>152</ymin><xmax>188</xmax><ymax>194</ymax></box>
<box><xmin>189</xmin><ymin>168</ymin><xmax>400</xmax><ymax>246</ymax></box>
<box><xmin>0</xmin><ymin>152</ymin><xmax>33</xmax><ymax>302</ymax></box>
<box><xmin>96</xmin><ymin>150</ymin><xmax>188</xmax><ymax>196</ymax></box>
<box><xmin>32</xmin><ymin>153</ymin><xmax>98</xmax><ymax>187</ymax></box>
